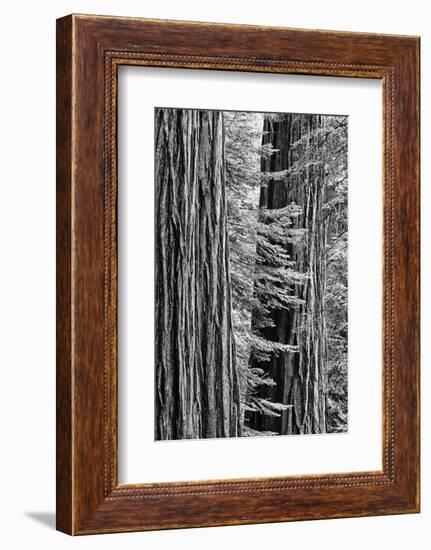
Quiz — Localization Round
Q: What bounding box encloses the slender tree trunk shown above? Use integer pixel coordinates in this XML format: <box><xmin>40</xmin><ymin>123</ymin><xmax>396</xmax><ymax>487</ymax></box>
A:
<box><xmin>302</xmin><ymin>118</ymin><xmax>328</xmax><ymax>433</ymax></box>
<box><xmin>155</xmin><ymin>108</ymin><xmax>241</xmax><ymax>440</ymax></box>
<box><xmin>246</xmin><ymin>114</ymin><xmax>327</xmax><ymax>434</ymax></box>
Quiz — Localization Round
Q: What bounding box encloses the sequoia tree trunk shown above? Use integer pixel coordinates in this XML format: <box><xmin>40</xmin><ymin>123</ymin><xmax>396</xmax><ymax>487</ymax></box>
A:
<box><xmin>155</xmin><ymin>108</ymin><xmax>241</xmax><ymax>440</ymax></box>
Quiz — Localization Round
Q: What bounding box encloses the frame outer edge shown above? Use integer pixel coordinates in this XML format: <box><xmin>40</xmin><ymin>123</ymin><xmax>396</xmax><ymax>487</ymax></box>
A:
<box><xmin>56</xmin><ymin>14</ymin><xmax>74</xmax><ymax>535</ymax></box>
<box><xmin>393</xmin><ymin>38</ymin><xmax>420</xmax><ymax>511</ymax></box>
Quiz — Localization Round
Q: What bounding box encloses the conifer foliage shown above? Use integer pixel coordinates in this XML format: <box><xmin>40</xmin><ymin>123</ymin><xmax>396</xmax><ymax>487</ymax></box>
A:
<box><xmin>155</xmin><ymin>108</ymin><xmax>348</xmax><ymax>440</ymax></box>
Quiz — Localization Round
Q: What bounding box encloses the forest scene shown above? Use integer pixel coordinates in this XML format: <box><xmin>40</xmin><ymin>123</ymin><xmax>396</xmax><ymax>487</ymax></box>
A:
<box><xmin>154</xmin><ymin>107</ymin><xmax>348</xmax><ymax>441</ymax></box>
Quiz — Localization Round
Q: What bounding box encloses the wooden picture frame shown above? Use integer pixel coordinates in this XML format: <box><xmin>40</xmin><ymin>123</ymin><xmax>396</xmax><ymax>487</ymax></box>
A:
<box><xmin>56</xmin><ymin>14</ymin><xmax>420</xmax><ymax>535</ymax></box>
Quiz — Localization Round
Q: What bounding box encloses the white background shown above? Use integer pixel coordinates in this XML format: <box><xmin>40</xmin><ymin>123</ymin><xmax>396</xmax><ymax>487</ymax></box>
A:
<box><xmin>0</xmin><ymin>1</ymin><xmax>428</xmax><ymax>549</ymax></box>
<box><xmin>118</xmin><ymin>68</ymin><xmax>382</xmax><ymax>483</ymax></box>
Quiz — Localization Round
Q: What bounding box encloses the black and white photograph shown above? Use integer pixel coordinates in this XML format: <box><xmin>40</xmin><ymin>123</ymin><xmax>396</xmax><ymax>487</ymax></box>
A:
<box><xmin>0</xmin><ymin>0</ymin><xmax>424</xmax><ymax>544</ymax></box>
<box><xmin>155</xmin><ymin>107</ymin><xmax>348</xmax><ymax>441</ymax></box>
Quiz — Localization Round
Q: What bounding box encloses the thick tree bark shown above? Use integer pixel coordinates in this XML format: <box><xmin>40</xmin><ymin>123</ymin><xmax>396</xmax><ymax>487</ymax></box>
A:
<box><xmin>246</xmin><ymin>114</ymin><xmax>327</xmax><ymax>434</ymax></box>
<box><xmin>155</xmin><ymin>108</ymin><xmax>241</xmax><ymax>440</ymax></box>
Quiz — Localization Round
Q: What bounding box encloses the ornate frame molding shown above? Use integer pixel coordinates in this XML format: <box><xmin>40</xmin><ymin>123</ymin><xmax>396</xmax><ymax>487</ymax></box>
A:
<box><xmin>57</xmin><ymin>15</ymin><xmax>419</xmax><ymax>534</ymax></box>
